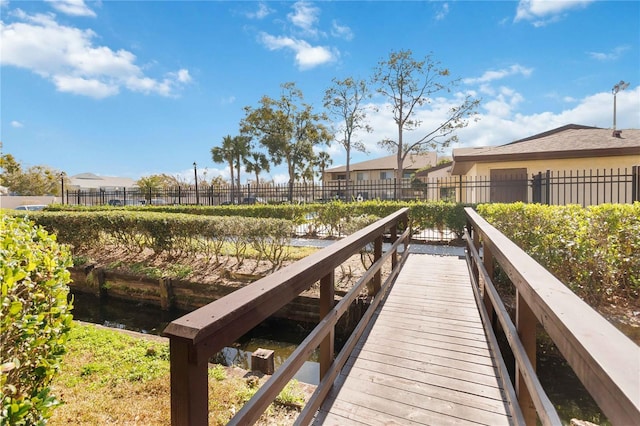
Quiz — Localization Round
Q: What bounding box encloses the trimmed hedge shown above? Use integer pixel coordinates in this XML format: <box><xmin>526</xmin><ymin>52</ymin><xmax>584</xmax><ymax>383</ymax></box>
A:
<box><xmin>10</xmin><ymin>210</ymin><xmax>295</xmax><ymax>271</ymax></box>
<box><xmin>477</xmin><ymin>202</ymin><xmax>640</xmax><ymax>306</ymax></box>
<box><xmin>1</xmin><ymin>214</ymin><xmax>74</xmax><ymax>424</ymax></box>
<box><xmin>47</xmin><ymin>200</ymin><xmax>472</xmax><ymax>240</ymax></box>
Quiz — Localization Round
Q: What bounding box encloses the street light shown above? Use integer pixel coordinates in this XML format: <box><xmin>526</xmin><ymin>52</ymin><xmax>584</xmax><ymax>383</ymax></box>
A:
<box><xmin>612</xmin><ymin>80</ymin><xmax>630</xmax><ymax>132</ymax></box>
<box><xmin>193</xmin><ymin>162</ymin><xmax>199</xmax><ymax>205</ymax></box>
<box><xmin>59</xmin><ymin>172</ymin><xmax>66</xmax><ymax>205</ymax></box>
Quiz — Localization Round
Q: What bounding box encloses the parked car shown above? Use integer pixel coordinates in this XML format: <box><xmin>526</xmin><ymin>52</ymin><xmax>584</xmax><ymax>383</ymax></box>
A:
<box><xmin>242</xmin><ymin>196</ymin><xmax>266</xmax><ymax>205</ymax></box>
<box><xmin>108</xmin><ymin>199</ymin><xmax>123</xmax><ymax>206</ymax></box>
<box><xmin>14</xmin><ymin>205</ymin><xmax>47</xmax><ymax>211</ymax></box>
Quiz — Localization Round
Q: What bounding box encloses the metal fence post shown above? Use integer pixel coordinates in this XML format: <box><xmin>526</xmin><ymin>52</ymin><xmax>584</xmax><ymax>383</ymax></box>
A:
<box><xmin>633</xmin><ymin>165</ymin><xmax>639</xmax><ymax>203</ymax></box>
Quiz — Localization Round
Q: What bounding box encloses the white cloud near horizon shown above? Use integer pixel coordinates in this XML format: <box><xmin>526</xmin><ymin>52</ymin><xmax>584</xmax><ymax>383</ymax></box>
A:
<box><xmin>10</xmin><ymin>120</ymin><xmax>24</xmax><ymax>128</ymax></box>
<box><xmin>44</xmin><ymin>0</ymin><xmax>96</xmax><ymax>17</ymax></box>
<box><xmin>343</xmin><ymin>86</ymin><xmax>640</xmax><ymax>162</ymax></box>
<box><xmin>515</xmin><ymin>0</ymin><xmax>594</xmax><ymax>27</ymax></box>
<box><xmin>259</xmin><ymin>32</ymin><xmax>336</xmax><ymax>70</ymax></box>
<box><xmin>0</xmin><ymin>10</ymin><xmax>191</xmax><ymax>99</ymax></box>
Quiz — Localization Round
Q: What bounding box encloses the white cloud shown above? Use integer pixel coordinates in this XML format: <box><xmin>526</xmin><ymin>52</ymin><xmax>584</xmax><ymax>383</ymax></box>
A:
<box><xmin>11</xmin><ymin>120</ymin><xmax>24</xmax><ymax>128</ymax></box>
<box><xmin>453</xmin><ymin>86</ymin><xmax>640</xmax><ymax>151</ymax></box>
<box><xmin>288</xmin><ymin>1</ymin><xmax>320</xmax><ymax>36</ymax></box>
<box><xmin>331</xmin><ymin>20</ymin><xmax>353</xmax><ymax>41</ymax></box>
<box><xmin>246</xmin><ymin>2</ymin><xmax>272</xmax><ymax>20</ymax></box>
<box><xmin>588</xmin><ymin>45</ymin><xmax>630</xmax><ymax>61</ymax></box>
<box><xmin>337</xmin><ymin>86</ymin><xmax>639</xmax><ymax>165</ymax></box>
<box><xmin>53</xmin><ymin>75</ymin><xmax>119</xmax><ymax>98</ymax></box>
<box><xmin>515</xmin><ymin>0</ymin><xmax>594</xmax><ymax>26</ymax></box>
<box><xmin>259</xmin><ymin>32</ymin><xmax>336</xmax><ymax>70</ymax></box>
<box><xmin>0</xmin><ymin>0</ymin><xmax>9</xmax><ymax>8</ymax></box>
<box><xmin>435</xmin><ymin>3</ymin><xmax>449</xmax><ymax>21</ymax></box>
<box><xmin>0</xmin><ymin>11</ymin><xmax>191</xmax><ymax>98</ymax></box>
<box><xmin>464</xmin><ymin>64</ymin><xmax>533</xmax><ymax>85</ymax></box>
<box><xmin>44</xmin><ymin>0</ymin><xmax>96</xmax><ymax>17</ymax></box>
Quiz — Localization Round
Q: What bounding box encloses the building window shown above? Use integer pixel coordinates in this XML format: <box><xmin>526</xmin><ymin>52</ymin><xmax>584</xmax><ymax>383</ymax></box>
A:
<box><xmin>356</xmin><ymin>172</ymin><xmax>365</xmax><ymax>181</ymax></box>
<box><xmin>403</xmin><ymin>171</ymin><xmax>413</xmax><ymax>179</ymax></box>
<box><xmin>380</xmin><ymin>171</ymin><xmax>392</xmax><ymax>180</ymax></box>
<box><xmin>336</xmin><ymin>174</ymin><xmax>346</xmax><ymax>180</ymax></box>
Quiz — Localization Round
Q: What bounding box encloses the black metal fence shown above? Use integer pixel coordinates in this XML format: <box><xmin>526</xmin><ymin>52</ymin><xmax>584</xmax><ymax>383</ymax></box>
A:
<box><xmin>63</xmin><ymin>166</ymin><xmax>639</xmax><ymax>208</ymax></box>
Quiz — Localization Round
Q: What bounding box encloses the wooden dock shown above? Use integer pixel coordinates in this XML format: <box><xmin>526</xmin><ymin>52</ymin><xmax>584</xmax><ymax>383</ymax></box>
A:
<box><xmin>314</xmin><ymin>254</ymin><xmax>515</xmax><ymax>425</ymax></box>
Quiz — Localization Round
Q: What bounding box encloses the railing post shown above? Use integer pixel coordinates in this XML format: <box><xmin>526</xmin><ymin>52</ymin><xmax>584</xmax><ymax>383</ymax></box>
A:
<box><xmin>482</xmin><ymin>243</ymin><xmax>495</xmax><ymax>319</ymax></box>
<box><xmin>319</xmin><ymin>271</ymin><xmax>335</xmax><ymax>379</ymax></box>
<box><xmin>390</xmin><ymin>223</ymin><xmax>398</xmax><ymax>271</ymax></box>
<box><xmin>472</xmin><ymin>223</ymin><xmax>480</xmax><ymax>285</ymax></box>
<box><xmin>372</xmin><ymin>235</ymin><xmax>383</xmax><ymax>294</ymax></box>
<box><xmin>516</xmin><ymin>290</ymin><xmax>537</xmax><ymax>425</ymax></box>
<box><xmin>169</xmin><ymin>339</ymin><xmax>209</xmax><ymax>426</ymax></box>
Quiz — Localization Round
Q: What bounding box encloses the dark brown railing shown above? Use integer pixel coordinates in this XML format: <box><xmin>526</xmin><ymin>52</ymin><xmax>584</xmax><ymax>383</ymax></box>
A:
<box><xmin>163</xmin><ymin>208</ymin><xmax>410</xmax><ymax>425</ymax></box>
<box><xmin>465</xmin><ymin>207</ymin><xmax>640</xmax><ymax>425</ymax></box>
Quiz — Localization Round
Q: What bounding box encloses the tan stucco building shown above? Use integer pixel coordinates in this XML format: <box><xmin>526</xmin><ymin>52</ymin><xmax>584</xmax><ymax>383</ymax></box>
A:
<box><xmin>322</xmin><ymin>153</ymin><xmax>437</xmax><ymax>200</ymax></box>
<box><xmin>450</xmin><ymin>124</ymin><xmax>640</xmax><ymax>205</ymax></box>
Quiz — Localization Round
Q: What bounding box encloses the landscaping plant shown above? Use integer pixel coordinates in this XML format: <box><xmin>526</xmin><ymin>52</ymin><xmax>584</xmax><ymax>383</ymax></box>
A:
<box><xmin>477</xmin><ymin>202</ymin><xmax>640</xmax><ymax>307</ymax></box>
<box><xmin>1</xmin><ymin>214</ymin><xmax>74</xmax><ymax>425</ymax></box>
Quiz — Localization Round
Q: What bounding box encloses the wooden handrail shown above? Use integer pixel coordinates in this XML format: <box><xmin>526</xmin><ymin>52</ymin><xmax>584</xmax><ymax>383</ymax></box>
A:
<box><xmin>464</xmin><ymin>207</ymin><xmax>640</xmax><ymax>425</ymax></box>
<box><xmin>164</xmin><ymin>208</ymin><xmax>410</xmax><ymax>425</ymax></box>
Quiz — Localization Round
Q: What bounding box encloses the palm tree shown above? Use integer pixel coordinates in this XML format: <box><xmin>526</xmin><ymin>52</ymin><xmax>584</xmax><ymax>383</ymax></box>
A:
<box><xmin>211</xmin><ymin>135</ymin><xmax>236</xmax><ymax>202</ymax></box>
<box><xmin>315</xmin><ymin>151</ymin><xmax>332</xmax><ymax>182</ymax></box>
<box><xmin>244</xmin><ymin>151</ymin><xmax>270</xmax><ymax>189</ymax></box>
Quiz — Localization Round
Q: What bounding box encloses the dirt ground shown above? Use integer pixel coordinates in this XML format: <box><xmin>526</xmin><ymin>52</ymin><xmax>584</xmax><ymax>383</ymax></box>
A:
<box><xmin>77</xmin><ymin>243</ymin><xmax>389</xmax><ymax>296</ymax></box>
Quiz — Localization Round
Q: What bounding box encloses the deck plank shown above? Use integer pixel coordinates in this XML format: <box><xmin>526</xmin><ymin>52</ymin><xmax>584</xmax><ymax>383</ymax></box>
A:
<box><xmin>314</xmin><ymin>254</ymin><xmax>514</xmax><ymax>425</ymax></box>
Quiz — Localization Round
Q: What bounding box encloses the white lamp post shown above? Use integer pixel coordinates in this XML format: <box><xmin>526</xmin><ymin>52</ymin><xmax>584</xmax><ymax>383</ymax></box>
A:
<box><xmin>612</xmin><ymin>80</ymin><xmax>629</xmax><ymax>132</ymax></box>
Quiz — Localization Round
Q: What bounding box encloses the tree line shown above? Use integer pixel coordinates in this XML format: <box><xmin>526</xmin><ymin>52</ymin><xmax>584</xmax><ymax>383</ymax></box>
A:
<box><xmin>209</xmin><ymin>49</ymin><xmax>479</xmax><ymax>202</ymax></box>
<box><xmin>1</xmin><ymin>50</ymin><xmax>480</xmax><ymax>199</ymax></box>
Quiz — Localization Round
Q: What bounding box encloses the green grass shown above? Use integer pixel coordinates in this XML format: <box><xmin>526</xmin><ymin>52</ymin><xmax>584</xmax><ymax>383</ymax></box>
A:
<box><xmin>49</xmin><ymin>323</ymin><xmax>309</xmax><ymax>425</ymax></box>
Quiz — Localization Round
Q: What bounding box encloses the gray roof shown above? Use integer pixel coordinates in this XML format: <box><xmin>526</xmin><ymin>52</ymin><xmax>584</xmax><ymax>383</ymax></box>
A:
<box><xmin>453</xmin><ymin>125</ymin><xmax>640</xmax><ymax>164</ymax></box>
<box><xmin>325</xmin><ymin>153</ymin><xmax>437</xmax><ymax>173</ymax></box>
<box><xmin>69</xmin><ymin>173</ymin><xmax>136</xmax><ymax>189</ymax></box>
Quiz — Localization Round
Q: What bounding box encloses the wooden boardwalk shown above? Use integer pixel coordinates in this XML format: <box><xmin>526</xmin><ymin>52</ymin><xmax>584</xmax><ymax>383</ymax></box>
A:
<box><xmin>314</xmin><ymin>254</ymin><xmax>515</xmax><ymax>425</ymax></box>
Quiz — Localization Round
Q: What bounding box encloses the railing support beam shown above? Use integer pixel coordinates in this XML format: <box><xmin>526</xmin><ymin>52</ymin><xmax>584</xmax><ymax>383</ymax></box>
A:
<box><xmin>516</xmin><ymin>290</ymin><xmax>537</xmax><ymax>425</ymax></box>
<box><xmin>169</xmin><ymin>339</ymin><xmax>208</xmax><ymax>426</ymax></box>
<box><xmin>319</xmin><ymin>271</ymin><xmax>335</xmax><ymax>379</ymax></box>
<box><xmin>372</xmin><ymin>235</ymin><xmax>383</xmax><ymax>294</ymax></box>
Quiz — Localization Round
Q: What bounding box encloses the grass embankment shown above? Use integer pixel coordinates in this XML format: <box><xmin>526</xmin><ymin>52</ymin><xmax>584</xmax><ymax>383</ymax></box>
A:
<box><xmin>49</xmin><ymin>323</ymin><xmax>307</xmax><ymax>425</ymax></box>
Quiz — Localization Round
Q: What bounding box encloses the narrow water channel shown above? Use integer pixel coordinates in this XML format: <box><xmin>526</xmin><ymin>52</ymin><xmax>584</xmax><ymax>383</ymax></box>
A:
<box><xmin>70</xmin><ymin>292</ymin><xmax>321</xmax><ymax>384</ymax></box>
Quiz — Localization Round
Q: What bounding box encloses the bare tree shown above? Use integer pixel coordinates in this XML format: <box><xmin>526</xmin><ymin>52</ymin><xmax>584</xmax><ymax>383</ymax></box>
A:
<box><xmin>323</xmin><ymin>77</ymin><xmax>372</xmax><ymax>200</ymax></box>
<box><xmin>371</xmin><ymin>49</ymin><xmax>480</xmax><ymax>181</ymax></box>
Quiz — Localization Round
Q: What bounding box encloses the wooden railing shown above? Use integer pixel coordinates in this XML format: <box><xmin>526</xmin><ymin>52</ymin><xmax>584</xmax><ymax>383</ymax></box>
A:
<box><xmin>163</xmin><ymin>208</ymin><xmax>410</xmax><ymax>425</ymax></box>
<box><xmin>464</xmin><ymin>207</ymin><xmax>640</xmax><ymax>425</ymax></box>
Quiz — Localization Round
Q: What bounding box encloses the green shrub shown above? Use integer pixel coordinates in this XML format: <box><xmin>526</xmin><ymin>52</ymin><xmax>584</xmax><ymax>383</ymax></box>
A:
<box><xmin>0</xmin><ymin>214</ymin><xmax>74</xmax><ymax>425</ymax></box>
<box><xmin>477</xmin><ymin>202</ymin><xmax>640</xmax><ymax>306</ymax></box>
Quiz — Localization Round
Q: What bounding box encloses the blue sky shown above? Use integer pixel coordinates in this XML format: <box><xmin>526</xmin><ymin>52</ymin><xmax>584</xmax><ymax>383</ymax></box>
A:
<box><xmin>2</xmin><ymin>0</ymin><xmax>639</xmax><ymax>184</ymax></box>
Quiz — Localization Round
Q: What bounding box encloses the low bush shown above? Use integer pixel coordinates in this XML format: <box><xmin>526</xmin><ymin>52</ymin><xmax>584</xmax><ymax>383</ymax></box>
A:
<box><xmin>10</xmin><ymin>210</ymin><xmax>295</xmax><ymax>271</ymax></box>
<box><xmin>477</xmin><ymin>202</ymin><xmax>640</xmax><ymax>307</ymax></box>
<box><xmin>0</xmin><ymin>214</ymin><xmax>74</xmax><ymax>424</ymax></box>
